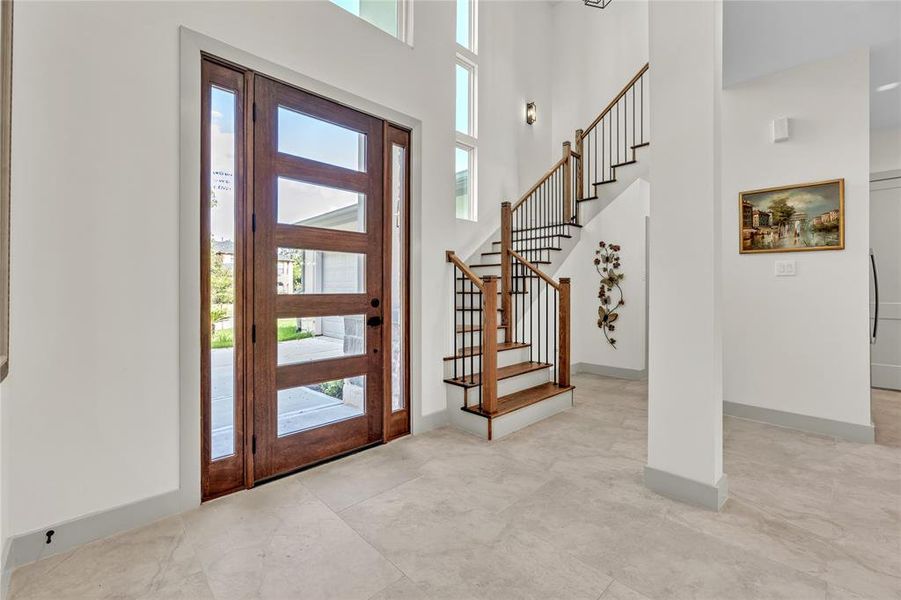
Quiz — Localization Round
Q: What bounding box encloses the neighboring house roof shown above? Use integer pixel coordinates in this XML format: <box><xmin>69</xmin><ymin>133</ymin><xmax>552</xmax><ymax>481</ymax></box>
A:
<box><xmin>294</xmin><ymin>204</ymin><xmax>362</xmax><ymax>230</ymax></box>
<box><xmin>212</xmin><ymin>239</ymin><xmax>235</xmax><ymax>255</ymax></box>
<box><xmin>213</xmin><ymin>239</ymin><xmax>292</xmax><ymax>261</ymax></box>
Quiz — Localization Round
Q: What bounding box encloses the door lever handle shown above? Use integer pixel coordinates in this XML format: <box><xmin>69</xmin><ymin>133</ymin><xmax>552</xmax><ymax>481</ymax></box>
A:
<box><xmin>367</xmin><ymin>316</ymin><xmax>383</xmax><ymax>327</ymax></box>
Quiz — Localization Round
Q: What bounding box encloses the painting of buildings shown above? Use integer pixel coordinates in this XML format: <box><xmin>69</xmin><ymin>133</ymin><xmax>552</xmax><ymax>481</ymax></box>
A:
<box><xmin>739</xmin><ymin>179</ymin><xmax>844</xmax><ymax>253</ymax></box>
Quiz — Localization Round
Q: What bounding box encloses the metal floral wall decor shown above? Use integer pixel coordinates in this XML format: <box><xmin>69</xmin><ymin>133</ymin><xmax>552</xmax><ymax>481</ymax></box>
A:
<box><xmin>594</xmin><ymin>241</ymin><xmax>624</xmax><ymax>348</ymax></box>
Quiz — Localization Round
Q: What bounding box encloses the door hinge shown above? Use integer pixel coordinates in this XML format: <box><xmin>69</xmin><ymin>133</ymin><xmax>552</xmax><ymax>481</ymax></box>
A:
<box><xmin>252</xmin><ymin>102</ymin><xmax>257</xmax><ymax>122</ymax></box>
<box><xmin>252</xmin><ymin>434</ymin><xmax>256</xmax><ymax>454</ymax></box>
<box><xmin>251</xmin><ymin>324</ymin><xmax>256</xmax><ymax>343</ymax></box>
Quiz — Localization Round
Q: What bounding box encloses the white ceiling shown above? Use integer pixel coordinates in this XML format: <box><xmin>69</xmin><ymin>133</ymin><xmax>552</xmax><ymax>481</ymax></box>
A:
<box><xmin>723</xmin><ymin>0</ymin><xmax>901</xmax><ymax>131</ymax></box>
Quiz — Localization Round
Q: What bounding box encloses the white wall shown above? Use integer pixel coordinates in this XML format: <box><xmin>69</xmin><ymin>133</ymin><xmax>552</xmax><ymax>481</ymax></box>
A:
<box><xmin>721</xmin><ymin>50</ymin><xmax>872</xmax><ymax>427</ymax></box>
<box><xmin>7</xmin><ymin>0</ymin><xmax>553</xmax><ymax>538</ymax></box>
<box><xmin>646</xmin><ymin>0</ymin><xmax>724</xmax><ymax>490</ymax></box>
<box><xmin>871</xmin><ymin>127</ymin><xmax>901</xmax><ymax>174</ymax></box>
<box><xmin>557</xmin><ymin>179</ymin><xmax>649</xmax><ymax>372</ymax></box>
<box><xmin>549</xmin><ymin>0</ymin><xmax>649</xmax><ymax>155</ymax></box>
<box><xmin>454</xmin><ymin>1</ymin><xmax>556</xmax><ymax>259</ymax></box>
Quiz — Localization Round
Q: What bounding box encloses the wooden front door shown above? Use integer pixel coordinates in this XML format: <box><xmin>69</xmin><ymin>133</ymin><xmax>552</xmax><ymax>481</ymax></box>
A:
<box><xmin>252</xmin><ymin>76</ymin><xmax>386</xmax><ymax>481</ymax></box>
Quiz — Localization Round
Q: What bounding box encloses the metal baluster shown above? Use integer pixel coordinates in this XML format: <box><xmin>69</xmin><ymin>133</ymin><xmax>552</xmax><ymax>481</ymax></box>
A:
<box><xmin>454</xmin><ymin>265</ymin><xmax>458</xmax><ymax>380</ymax></box>
<box><xmin>600</xmin><ymin>119</ymin><xmax>604</xmax><ymax>183</ymax></box>
<box><xmin>632</xmin><ymin>85</ymin><xmax>636</xmax><ymax>154</ymax></box>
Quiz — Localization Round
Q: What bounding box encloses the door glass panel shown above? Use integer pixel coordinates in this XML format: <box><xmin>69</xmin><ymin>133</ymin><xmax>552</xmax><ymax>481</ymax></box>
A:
<box><xmin>277</xmin><ymin>248</ymin><xmax>365</xmax><ymax>295</ymax></box>
<box><xmin>276</xmin><ymin>315</ymin><xmax>365</xmax><ymax>366</ymax></box>
<box><xmin>209</xmin><ymin>85</ymin><xmax>237</xmax><ymax>461</ymax></box>
<box><xmin>278</xmin><ymin>375</ymin><xmax>367</xmax><ymax>436</ymax></box>
<box><xmin>277</xmin><ymin>176</ymin><xmax>366</xmax><ymax>231</ymax></box>
<box><xmin>278</xmin><ymin>106</ymin><xmax>366</xmax><ymax>172</ymax></box>
<box><xmin>391</xmin><ymin>143</ymin><xmax>405</xmax><ymax>412</ymax></box>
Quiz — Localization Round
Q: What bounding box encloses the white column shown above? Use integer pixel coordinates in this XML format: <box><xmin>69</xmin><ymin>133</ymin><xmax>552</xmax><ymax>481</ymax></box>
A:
<box><xmin>644</xmin><ymin>0</ymin><xmax>726</xmax><ymax>510</ymax></box>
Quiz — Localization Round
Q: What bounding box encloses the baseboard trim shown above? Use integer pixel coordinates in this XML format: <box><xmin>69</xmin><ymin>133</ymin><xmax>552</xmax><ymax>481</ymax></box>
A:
<box><xmin>2</xmin><ymin>538</ymin><xmax>11</xmax><ymax>600</ymax></box>
<box><xmin>7</xmin><ymin>489</ymin><xmax>190</xmax><ymax>575</ymax></box>
<box><xmin>644</xmin><ymin>466</ymin><xmax>728</xmax><ymax>511</ymax></box>
<box><xmin>724</xmin><ymin>401</ymin><xmax>875</xmax><ymax>444</ymax></box>
<box><xmin>572</xmin><ymin>362</ymin><xmax>647</xmax><ymax>380</ymax></box>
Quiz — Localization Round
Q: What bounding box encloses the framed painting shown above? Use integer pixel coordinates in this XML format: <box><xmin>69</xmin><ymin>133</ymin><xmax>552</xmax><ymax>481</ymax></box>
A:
<box><xmin>739</xmin><ymin>178</ymin><xmax>844</xmax><ymax>254</ymax></box>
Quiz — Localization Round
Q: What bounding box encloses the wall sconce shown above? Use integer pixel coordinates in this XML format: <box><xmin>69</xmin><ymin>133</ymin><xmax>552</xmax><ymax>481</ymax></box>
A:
<box><xmin>526</xmin><ymin>102</ymin><xmax>537</xmax><ymax>125</ymax></box>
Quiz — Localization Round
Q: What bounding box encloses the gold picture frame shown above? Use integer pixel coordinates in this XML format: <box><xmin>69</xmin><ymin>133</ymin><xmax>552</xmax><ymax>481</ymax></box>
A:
<box><xmin>739</xmin><ymin>178</ymin><xmax>844</xmax><ymax>254</ymax></box>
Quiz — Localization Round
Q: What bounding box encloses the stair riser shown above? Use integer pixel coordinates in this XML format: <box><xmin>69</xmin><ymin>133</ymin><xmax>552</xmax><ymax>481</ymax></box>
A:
<box><xmin>443</xmin><ymin>345</ymin><xmax>531</xmax><ymax>379</ymax></box>
<box><xmin>456</xmin><ymin>293</ymin><xmax>494</xmax><ymax>309</ymax></box>
<box><xmin>443</xmin><ymin>365</ymin><xmax>551</xmax><ymax>399</ymax></box>
<box><xmin>482</xmin><ymin>250</ymin><xmax>553</xmax><ymax>263</ymax></box>
<box><xmin>469</xmin><ymin>264</ymin><xmax>501</xmax><ymax>278</ymax></box>
<box><xmin>498</xmin><ymin>367</ymin><xmax>550</xmax><ymax>396</ymax></box>
<box><xmin>454</xmin><ymin>327</ymin><xmax>506</xmax><ymax>348</ymax></box>
<box><xmin>444</xmin><ymin>386</ymin><xmax>573</xmax><ymax>441</ymax></box>
<box><xmin>491</xmin><ymin>390</ymin><xmax>573</xmax><ymax>440</ymax></box>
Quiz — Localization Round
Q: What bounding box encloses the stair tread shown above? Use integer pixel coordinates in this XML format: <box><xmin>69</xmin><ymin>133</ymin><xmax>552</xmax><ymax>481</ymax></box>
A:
<box><xmin>455</xmin><ymin>324</ymin><xmax>503</xmax><ymax>333</ymax></box>
<box><xmin>481</xmin><ymin>248</ymin><xmax>560</xmax><ymax>256</ymax></box>
<box><xmin>444</xmin><ymin>341</ymin><xmax>530</xmax><ymax>361</ymax></box>
<box><xmin>462</xmin><ymin>382</ymin><xmax>575</xmax><ymax>417</ymax></box>
<box><xmin>455</xmin><ymin>306</ymin><xmax>504</xmax><ymax>312</ymax></box>
<box><xmin>469</xmin><ymin>263</ymin><xmax>502</xmax><ymax>268</ymax></box>
<box><xmin>514</xmin><ymin>223</ymin><xmax>582</xmax><ymax>231</ymax></box>
<box><xmin>577</xmin><ymin>196</ymin><xmax>599</xmax><ymax>203</ymax></box>
<box><xmin>592</xmin><ymin>179</ymin><xmax>617</xmax><ymax>186</ymax></box>
<box><xmin>611</xmin><ymin>159</ymin><xmax>637</xmax><ymax>168</ymax></box>
<box><xmin>444</xmin><ymin>361</ymin><xmax>551</xmax><ymax>388</ymax></box>
<box><xmin>457</xmin><ymin>289</ymin><xmax>527</xmax><ymax>295</ymax></box>
<box><xmin>632</xmin><ymin>142</ymin><xmax>650</xmax><ymax>149</ymax></box>
<box><xmin>492</xmin><ymin>236</ymin><xmax>572</xmax><ymax>245</ymax></box>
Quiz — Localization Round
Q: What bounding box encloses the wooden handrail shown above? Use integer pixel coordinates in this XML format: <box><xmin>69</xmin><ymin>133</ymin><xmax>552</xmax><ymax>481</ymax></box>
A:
<box><xmin>446</xmin><ymin>250</ymin><xmax>485</xmax><ymax>291</ymax></box>
<box><xmin>580</xmin><ymin>62</ymin><xmax>649</xmax><ymax>138</ymax></box>
<box><xmin>512</xmin><ymin>155</ymin><xmax>567</xmax><ymax>211</ymax></box>
<box><xmin>508</xmin><ymin>249</ymin><xmax>561</xmax><ymax>290</ymax></box>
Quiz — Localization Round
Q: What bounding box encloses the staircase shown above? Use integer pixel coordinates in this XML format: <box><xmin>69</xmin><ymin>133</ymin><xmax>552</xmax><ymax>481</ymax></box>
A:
<box><xmin>444</xmin><ymin>63</ymin><xmax>650</xmax><ymax>440</ymax></box>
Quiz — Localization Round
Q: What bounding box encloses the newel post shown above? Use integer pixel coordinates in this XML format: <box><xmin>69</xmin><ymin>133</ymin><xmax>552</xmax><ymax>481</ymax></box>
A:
<box><xmin>562</xmin><ymin>141</ymin><xmax>573</xmax><ymax>224</ymax></box>
<box><xmin>500</xmin><ymin>201</ymin><xmax>513</xmax><ymax>344</ymax></box>
<box><xmin>574</xmin><ymin>129</ymin><xmax>584</xmax><ymax>204</ymax></box>
<box><xmin>481</xmin><ymin>276</ymin><xmax>499</xmax><ymax>414</ymax></box>
<box><xmin>558</xmin><ymin>277</ymin><xmax>571</xmax><ymax>387</ymax></box>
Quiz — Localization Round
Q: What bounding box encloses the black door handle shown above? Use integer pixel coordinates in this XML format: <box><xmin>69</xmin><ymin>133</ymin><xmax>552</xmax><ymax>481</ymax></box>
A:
<box><xmin>871</xmin><ymin>250</ymin><xmax>879</xmax><ymax>343</ymax></box>
<box><xmin>367</xmin><ymin>316</ymin><xmax>383</xmax><ymax>327</ymax></box>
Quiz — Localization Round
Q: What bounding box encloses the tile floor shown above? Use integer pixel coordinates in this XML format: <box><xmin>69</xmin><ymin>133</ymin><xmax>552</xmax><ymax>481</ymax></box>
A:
<box><xmin>8</xmin><ymin>374</ymin><xmax>901</xmax><ymax>599</ymax></box>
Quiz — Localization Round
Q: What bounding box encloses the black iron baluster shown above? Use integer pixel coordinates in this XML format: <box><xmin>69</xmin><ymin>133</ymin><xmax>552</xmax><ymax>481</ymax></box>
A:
<box><xmin>631</xmin><ymin>85</ymin><xmax>636</xmax><ymax>154</ymax></box>
<box><xmin>454</xmin><ymin>265</ymin><xmax>459</xmax><ymax>380</ymax></box>
<box><xmin>600</xmin><ymin>119</ymin><xmax>604</xmax><ymax>183</ymax></box>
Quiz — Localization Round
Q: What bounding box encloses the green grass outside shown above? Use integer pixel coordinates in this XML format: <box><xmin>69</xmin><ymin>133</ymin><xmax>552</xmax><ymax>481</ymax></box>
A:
<box><xmin>212</xmin><ymin>319</ymin><xmax>313</xmax><ymax>349</ymax></box>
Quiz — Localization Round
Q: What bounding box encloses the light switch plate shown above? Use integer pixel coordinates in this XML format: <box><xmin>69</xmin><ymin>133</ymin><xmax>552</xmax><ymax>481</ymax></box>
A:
<box><xmin>775</xmin><ymin>260</ymin><xmax>796</xmax><ymax>277</ymax></box>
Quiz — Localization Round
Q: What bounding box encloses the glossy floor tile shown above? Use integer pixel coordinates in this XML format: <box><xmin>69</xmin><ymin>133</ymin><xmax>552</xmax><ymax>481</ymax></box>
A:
<box><xmin>9</xmin><ymin>374</ymin><xmax>901</xmax><ymax>599</ymax></box>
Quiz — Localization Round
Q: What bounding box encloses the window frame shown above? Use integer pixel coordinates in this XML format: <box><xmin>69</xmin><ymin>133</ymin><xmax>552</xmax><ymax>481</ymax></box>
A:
<box><xmin>329</xmin><ymin>0</ymin><xmax>412</xmax><ymax>45</ymax></box>
<box><xmin>455</xmin><ymin>141</ymin><xmax>477</xmax><ymax>222</ymax></box>
<box><xmin>454</xmin><ymin>0</ymin><xmax>478</xmax><ymax>222</ymax></box>
<box><xmin>456</xmin><ymin>0</ymin><xmax>478</xmax><ymax>55</ymax></box>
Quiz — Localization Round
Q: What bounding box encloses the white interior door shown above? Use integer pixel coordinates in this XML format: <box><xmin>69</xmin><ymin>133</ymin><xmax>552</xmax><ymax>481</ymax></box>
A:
<box><xmin>871</xmin><ymin>174</ymin><xmax>901</xmax><ymax>390</ymax></box>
